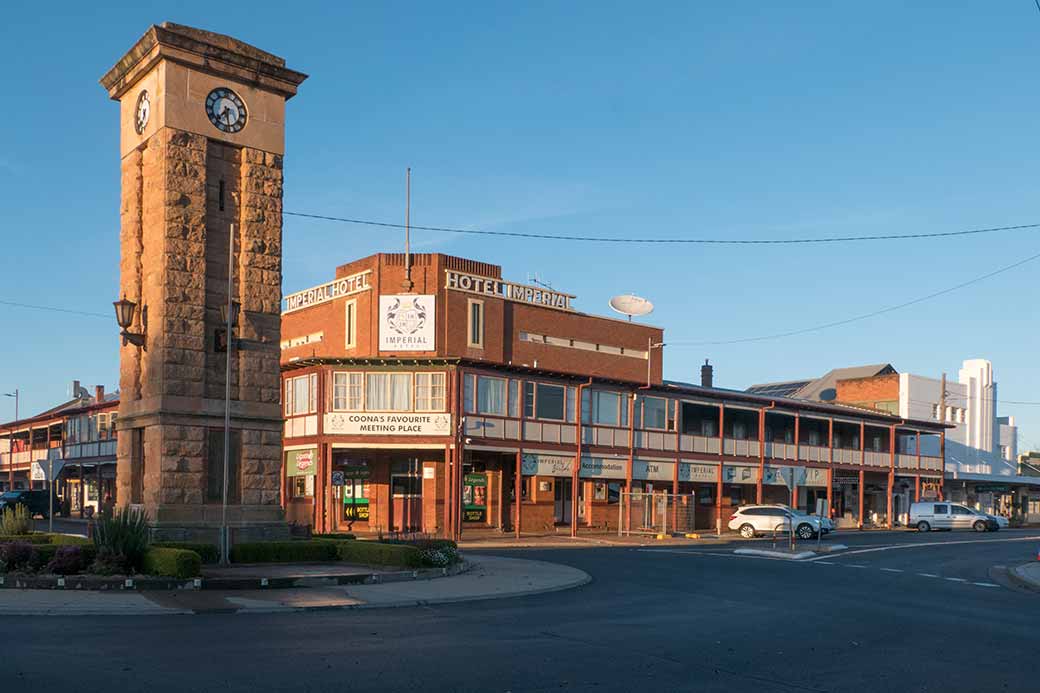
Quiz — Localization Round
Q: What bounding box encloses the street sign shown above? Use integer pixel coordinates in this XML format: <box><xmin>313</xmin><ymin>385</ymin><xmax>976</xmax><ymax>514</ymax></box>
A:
<box><xmin>331</xmin><ymin>471</ymin><xmax>345</xmax><ymax>487</ymax></box>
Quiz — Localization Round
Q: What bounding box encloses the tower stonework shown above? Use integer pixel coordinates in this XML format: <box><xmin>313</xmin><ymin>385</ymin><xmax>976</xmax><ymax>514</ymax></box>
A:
<box><xmin>101</xmin><ymin>24</ymin><xmax>306</xmax><ymax>541</ymax></box>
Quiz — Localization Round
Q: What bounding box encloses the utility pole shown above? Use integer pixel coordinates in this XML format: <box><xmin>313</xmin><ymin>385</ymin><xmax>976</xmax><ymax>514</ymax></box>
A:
<box><xmin>221</xmin><ymin>224</ymin><xmax>234</xmax><ymax>566</ymax></box>
<box><xmin>940</xmin><ymin>372</ymin><xmax>947</xmax><ymax>423</ymax></box>
<box><xmin>5</xmin><ymin>389</ymin><xmax>18</xmax><ymax>491</ymax></box>
<box><xmin>402</xmin><ymin>167</ymin><xmax>413</xmax><ymax>291</ymax></box>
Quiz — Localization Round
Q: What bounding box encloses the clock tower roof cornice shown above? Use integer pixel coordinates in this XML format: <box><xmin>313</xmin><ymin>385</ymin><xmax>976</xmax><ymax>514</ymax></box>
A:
<box><xmin>100</xmin><ymin>22</ymin><xmax>308</xmax><ymax>101</ymax></box>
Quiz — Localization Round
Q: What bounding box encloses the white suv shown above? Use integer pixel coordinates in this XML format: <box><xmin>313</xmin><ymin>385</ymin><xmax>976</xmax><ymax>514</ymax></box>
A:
<box><xmin>729</xmin><ymin>505</ymin><xmax>826</xmax><ymax>540</ymax></box>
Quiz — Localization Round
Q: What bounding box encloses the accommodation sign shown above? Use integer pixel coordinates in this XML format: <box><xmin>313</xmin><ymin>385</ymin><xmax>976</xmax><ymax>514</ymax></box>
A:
<box><xmin>446</xmin><ymin>270</ymin><xmax>575</xmax><ymax>311</ymax></box>
<box><xmin>324</xmin><ymin>413</ymin><xmax>452</xmax><ymax>436</ymax></box>
<box><xmin>283</xmin><ymin>270</ymin><xmax>371</xmax><ymax>314</ymax></box>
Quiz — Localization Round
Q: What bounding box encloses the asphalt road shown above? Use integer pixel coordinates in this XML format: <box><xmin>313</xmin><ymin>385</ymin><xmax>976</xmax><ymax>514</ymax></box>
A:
<box><xmin>6</xmin><ymin>529</ymin><xmax>1040</xmax><ymax>692</ymax></box>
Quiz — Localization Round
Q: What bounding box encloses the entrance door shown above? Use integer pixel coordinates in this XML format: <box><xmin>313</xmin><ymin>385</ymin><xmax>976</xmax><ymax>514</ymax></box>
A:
<box><xmin>390</xmin><ymin>473</ymin><xmax>422</xmax><ymax>532</ymax></box>
<box><xmin>555</xmin><ymin>478</ymin><xmax>572</xmax><ymax>524</ymax></box>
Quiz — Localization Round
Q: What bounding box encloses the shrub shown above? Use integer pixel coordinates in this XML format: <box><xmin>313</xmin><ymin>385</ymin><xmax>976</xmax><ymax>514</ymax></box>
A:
<box><xmin>142</xmin><ymin>547</ymin><xmax>202</xmax><ymax>579</ymax></box>
<box><xmin>0</xmin><ymin>506</ymin><xmax>34</xmax><ymax>535</ymax></box>
<box><xmin>45</xmin><ymin>546</ymin><xmax>87</xmax><ymax>575</ymax></box>
<box><xmin>90</xmin><ymin>548</ymin><xmax>127</xmax><ymax>576</ymax></box>
<box><xmin>311</xmin><ymin>532</ymin><xmax>357</xmax><ymax>541</ymax></box>
<box><xmin>0</xmin><ymin>541</ymin><xmax>35</xmax><ymax>572</ymax></box>
<box><xmin>378</xmin><ymin>536</ymin><xmax>460</xmax><ymax>567</ymax></box>
<box><xmin>93</xmin><ymin>506</ymin><xmax>150</xmax><ymax>573</ymax></box>
<box><xmin>230</xmin><ymin>540</ymin><xmax>339</xmax><ymax>563</ymax></box>
<box><xmin>152</xmin><ymin>542</ymin><xmax>219</xmax><ymax>565</ymax></box>
<box><xmin>335</xmin><ymin>541</ymin><xmax>422</xmax><ymax>568</ymax></box>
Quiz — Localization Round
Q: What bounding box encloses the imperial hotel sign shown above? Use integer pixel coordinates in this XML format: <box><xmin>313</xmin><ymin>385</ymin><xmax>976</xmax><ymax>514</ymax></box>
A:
<box><xmin>283</xmin><ymin>270</ymin><xmax>372</xmax><ymax>313</ymax></box>
<box><xmin>445</xmin><ymin>270</ymin><xmax>575</xmax><ymax>311</ymax></box>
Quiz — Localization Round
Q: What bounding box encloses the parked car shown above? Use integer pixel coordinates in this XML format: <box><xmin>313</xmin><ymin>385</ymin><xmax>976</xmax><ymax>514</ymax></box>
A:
<box><xmin>909</xmin><ymin>502</ymin><xmax>998</xmax><ymax>532</ymax></box>
<box><xmin>987</xmin><ymin>514</ymin><xmax>1010</xmax><ymax>529</ymax></box>
<box><xmin>0</xmin><ymin>489</ymin><xmax>52</xmax><ymax>519</ymax></box>
<box><xmin>728</xmin><ymin>505</ymin><xmax>826</xmax><ymax>540</ymax></box>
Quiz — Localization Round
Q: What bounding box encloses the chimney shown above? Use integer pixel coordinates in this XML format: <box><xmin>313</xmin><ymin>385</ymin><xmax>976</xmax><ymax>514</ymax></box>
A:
<box><xmin>95</xmin><ymin>385</ymin><xmax>105</xmax><ymax>404</ymax></box>
<box><xmin>71</xmin><ymin>380</ymin><xmax>81</xmax><ymax>399</ymax></box>
<box><xmin>700</xmin><ymin>359</ymin><xmax>713</xmax><ymax>388</ymax></box>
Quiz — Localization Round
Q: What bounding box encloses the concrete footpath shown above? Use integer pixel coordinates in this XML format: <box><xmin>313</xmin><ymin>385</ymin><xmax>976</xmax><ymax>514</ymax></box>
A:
<box><xmin>0</xmin><ymin>555</ymin><xmax>590</xmax><ymax>616</ymax></box>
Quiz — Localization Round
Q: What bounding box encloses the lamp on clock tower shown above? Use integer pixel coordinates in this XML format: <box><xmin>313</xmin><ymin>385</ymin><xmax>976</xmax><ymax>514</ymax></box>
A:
<box><xmin>100</xmin><ymin>24</ymin><xmax>307</xmax><ymax>543</ymax></box>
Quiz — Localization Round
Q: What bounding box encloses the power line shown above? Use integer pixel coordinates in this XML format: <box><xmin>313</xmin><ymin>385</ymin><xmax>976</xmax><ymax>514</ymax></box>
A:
<box><xmin>284</xmin><ymin>210</ymin><xmax>1040</xmax><ymax>246</ymax></box>
<box><xmin>667</xmin><ymin>249</ymin><xmax>1040</xmax><ymax>346</ymax></box>
<box><xmin>0</xmin><ymin>300</ymin><xmax>108</xmax><ymax>320</ymax></box>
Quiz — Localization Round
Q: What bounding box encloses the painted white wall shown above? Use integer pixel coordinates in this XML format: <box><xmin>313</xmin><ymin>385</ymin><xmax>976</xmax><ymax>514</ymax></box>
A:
<box><xmin>899</xmin><ymin>359</ymin><xmax>1018</xmax><ymax>477</ymax></box>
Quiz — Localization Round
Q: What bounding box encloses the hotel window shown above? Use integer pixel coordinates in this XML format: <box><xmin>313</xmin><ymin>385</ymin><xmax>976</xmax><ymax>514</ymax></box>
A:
<box><xmin>508</xmin><ymin>379</ymin><xmax>519</xmax><ymax>418</ymax></box>
<box><xmin>415</xmin><ymin>373</ymin><xmax>447</xmax><ymax>411</ymax></box>
<box><xmin>344</xmin><ymin>299</ymin><xmax>357</xmax><ymax>349</ymax></box>
<box><xmin>642</xmin><ymin>396</ymin><xmax>669</xmax><ymax>430</ymax></box>
<box><xmin>366</xmin><ymin>373</ymin><xmax>412</xmax><ymax>411</ymax></box>
<box><xmin>332</xmin><ymin>372</ymin><xmax>364</xmax><ymax>411</ymax></box>
<box><xmin>467</xmin><ymin>299</ymin><xmax>484</xmax><ymax>348</ymax></box>
<box><xmin>476</xmin><ymin>375</ymin><xmax>507</xmax><ymax>415</ymax></box>
<box><xmin>524</xmin><ymin>382</ymin><xmax>568</xmax><ymax>421</ymax></box>
<box><xmin>585</xmin><ymin>390</ymin><xmax>621</xmax><ymax>426</ymax></box>
<box><xmin>285</xmin><ymin>374</ymin><xmax>318</xmax><ymax>416</ymax></box>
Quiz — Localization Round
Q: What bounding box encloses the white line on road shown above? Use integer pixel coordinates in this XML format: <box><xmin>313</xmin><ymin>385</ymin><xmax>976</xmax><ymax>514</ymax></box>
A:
<box><xmin>804</xmin><ymin>535</ymin><xmax>1040</xmax><ymax>562</ymax></box>
<box><xmin>879</xmin><ymin>568</ymin><xmax>904</xmax><ymax>573</ymax></box>
<box><xmin>944</xmin><ymin>577</ymin><xmax>968</xmax><ymax>583</ymax></box>
<box><xmin>917</xmin><ymin>573</ymin><xmax>941</xmax><ymax>578</ymax></box>
<box><xmin>843</xmin><ymin>564</ymin><xmax>868</xmax><ymax>569</ymax></box>
<box><xmin>972</xmin><ymin>582</ymin><xmax>1000</xmax><ymax>588</ymax></box>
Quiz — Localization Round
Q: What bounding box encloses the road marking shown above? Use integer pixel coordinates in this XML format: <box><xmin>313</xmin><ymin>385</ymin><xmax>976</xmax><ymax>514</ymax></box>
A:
<box><xmin>803</xmin><ymin>535</ymin><xmax>1040</xmax><ymax>561</ymax></box>
<box><xmin>879</xmin><ymin>568</ymin><xmax>903</xmax><ymax>573</ymax></box>
<box><xmin>843</xmin><ymin>564</ymin><xmax>868</xmax><ymax>569</ymax></box>
<box><xmin>944</xmin><ymin>577</ymin><xmax>967</xmax><ymax>583</ymax></box>
<box><xmin>814</xmin><ymin>561</ymin><xmax>835</xmax><ymax>565</ymax></box>
<box><xmin>973</xmin><ymin>582</ymin><xmax>1000</xmax><ymax>588</ymax></box>
<box><xmin>917</xmin><ymin>573</ymin><xmax>941</xmax><ymax>578</ymax></box>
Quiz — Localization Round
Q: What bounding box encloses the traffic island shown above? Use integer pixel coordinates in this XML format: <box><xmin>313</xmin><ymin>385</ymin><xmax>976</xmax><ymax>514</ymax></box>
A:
<box><xmin>1006</xmin><ymin>562</ymin><xmax>1040</xmax><ymax>592</ymax></box>
<box><xmin>733</xmin><ymin>544</ymin><xmax>847</xmax><ymax>560</ymax></box>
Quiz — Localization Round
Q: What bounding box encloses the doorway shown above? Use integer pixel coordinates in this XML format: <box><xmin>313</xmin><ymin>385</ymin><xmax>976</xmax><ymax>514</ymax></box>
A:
<box><xmin>390</xmin><ymin>458</ymin><xmax>423</xmax><ymax>532</ymax></box>
<box><xmin>555</xmin><ymin>478</ymin><xmax>572</xmax><ymax>524</ymax></box>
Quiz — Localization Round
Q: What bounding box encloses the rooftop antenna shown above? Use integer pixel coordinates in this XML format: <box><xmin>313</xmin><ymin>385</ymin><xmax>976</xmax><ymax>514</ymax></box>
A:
<box><xmin>403</xmin><ymin>167</ymin><xmax>413</xmax><ymax>291</ymax></box>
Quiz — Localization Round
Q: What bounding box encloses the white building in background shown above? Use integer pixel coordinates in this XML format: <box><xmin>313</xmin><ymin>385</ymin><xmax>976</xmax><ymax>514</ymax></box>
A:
<box><xmin>899</xmin><ymin>359</ymin><xmax>1017</xmax><ymax>476</ymax></box>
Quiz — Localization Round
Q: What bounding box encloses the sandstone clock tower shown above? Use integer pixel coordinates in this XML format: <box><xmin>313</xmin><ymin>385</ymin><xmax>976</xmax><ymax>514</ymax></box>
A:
<box><xmin>100</xmin><ymin>23</ymin><xmax>307</xmax><ymax>542</ymax></box>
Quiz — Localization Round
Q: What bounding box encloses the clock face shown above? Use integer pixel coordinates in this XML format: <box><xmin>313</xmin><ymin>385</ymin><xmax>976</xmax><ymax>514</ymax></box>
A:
<box><xmin>134</xmin><ymin>90</ymin><xmax>150</xmax><ymax>135</ymax></box>
<box><xmin>205</xmin><ymin>88</ymin><xmax>247</xmax><ymax>133</ymax></box>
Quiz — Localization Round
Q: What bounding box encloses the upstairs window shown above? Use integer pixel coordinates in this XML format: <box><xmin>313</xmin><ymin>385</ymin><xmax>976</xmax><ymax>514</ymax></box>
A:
<box><xmin>585</xmin><ymin>390</ymin><xmax>622</xmax><ymax>426</ymax></box>
<box><xmin>642</xmin><ymin>396</ymin><xmax>669</xmax><ymax>430</ymax></box>
<box><xmin>332</xmin><ymin>372</ymin><xmax>364</xmax><ymax>411</ymax></box>
<box><xmin>467</xmin><ymin>299</ymin><xmax>484</xmax><ymax>349</ymax></box>
<box><xmin>366</xmin><ymin>373</ymin><xmax>412</xmax><ymax>411</ymax></box>
<box><xmin>344</xmin><ymin>299</ymin><xmax>357</xmax><ymax>349</ymax></box>
<box><xmin>285</xmin><ymin>373</ymin><xmax>318</xmax><ymax>416</ymax></box>
<box><xmin>415</xmin><ymin>373</ymin><xmax>446</xmax><ymax>412</ymax></box>
<box><xmin>525</xmin><ymin>382</ymin><xmax>570</xmax><ymax>421</ymax></box>
<box><xmin>476</xmin><ymin>375</ymin><xmax>507</xmax><ymax>415</ymax></box>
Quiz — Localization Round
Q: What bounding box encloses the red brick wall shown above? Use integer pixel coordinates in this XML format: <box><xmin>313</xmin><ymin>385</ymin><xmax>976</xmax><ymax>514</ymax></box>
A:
<box><xmin>280</xmin><ymin>253</ymin><xmax>664</xmax><ymax>383</ymax></box>
<box><xmin>836</xmin><ymin>374</ymin><xmax>900</xmax><ymax>409</ymax></box>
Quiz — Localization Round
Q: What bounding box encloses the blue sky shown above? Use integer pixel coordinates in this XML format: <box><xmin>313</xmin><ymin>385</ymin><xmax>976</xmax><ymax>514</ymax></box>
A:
<box><xmin>1</xmin><ymin>2</ymin><xmax>1038</xmax><ymax>448</ymax></box>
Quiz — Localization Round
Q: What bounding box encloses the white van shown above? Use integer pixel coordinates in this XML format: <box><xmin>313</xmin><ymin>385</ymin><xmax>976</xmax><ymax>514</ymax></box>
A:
<box><xmin>909</xmin><ymin>502</ymin><xmax>998</xmax><ymax>532</ymax></box>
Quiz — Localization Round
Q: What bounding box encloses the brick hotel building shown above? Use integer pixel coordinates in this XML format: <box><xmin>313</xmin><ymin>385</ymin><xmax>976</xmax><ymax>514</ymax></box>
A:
<box><xmin>279</xmin><ymin>252</ymin><xmax>948</xmax><ymax>538</ymax></box>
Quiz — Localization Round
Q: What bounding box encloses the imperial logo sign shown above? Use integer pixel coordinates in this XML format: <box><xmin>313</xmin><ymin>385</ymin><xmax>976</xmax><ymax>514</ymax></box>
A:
<box><xmin>379</xmin><ymin>294</ymin><xmax>435</xmax><ymax>351</ymax></box>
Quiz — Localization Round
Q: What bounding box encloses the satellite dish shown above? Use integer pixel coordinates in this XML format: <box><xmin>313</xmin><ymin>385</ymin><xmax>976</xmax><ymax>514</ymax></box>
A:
<box><xmin>609</xmin><ymin>294</ymin><xmax>654</xmax><ymax>321</ymax></box>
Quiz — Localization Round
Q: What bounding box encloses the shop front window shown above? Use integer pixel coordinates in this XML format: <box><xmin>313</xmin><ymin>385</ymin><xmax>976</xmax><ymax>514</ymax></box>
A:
<box><xmin>391</xmin><ymin>475</ymin><xmax>422</xmax><ymax>496</ymax></box>
<box><xmin>291</xmin><ymin>475</ymin><xmax>314</xmax><ymax>498</ymax></box>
